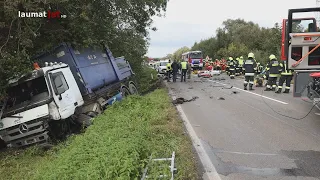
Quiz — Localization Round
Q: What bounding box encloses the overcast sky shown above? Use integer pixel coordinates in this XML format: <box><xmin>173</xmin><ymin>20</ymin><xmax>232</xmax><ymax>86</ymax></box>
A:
<box><xmin>147</xmin><ymin>0</ymin><xmax>318</xmax><ymax>58</ymax></box>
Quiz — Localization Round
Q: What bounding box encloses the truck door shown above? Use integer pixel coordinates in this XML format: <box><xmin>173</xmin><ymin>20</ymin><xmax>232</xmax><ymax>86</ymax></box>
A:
<box><xmin>48</xmin><ymin>68</ymin><xmax>77</xmax><ymax>119</ymax></box>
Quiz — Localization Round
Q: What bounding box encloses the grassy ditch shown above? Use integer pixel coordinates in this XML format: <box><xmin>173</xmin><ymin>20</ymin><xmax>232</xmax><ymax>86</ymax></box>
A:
<box><xmin>136</xmin><ymin>66</ymin><xmax>160</xmax><ymax>94</ymax></box>
<box><xmin>0</xmin><ymin>89</ymin><xmax>199</xmax><ymax>180</ymax></box>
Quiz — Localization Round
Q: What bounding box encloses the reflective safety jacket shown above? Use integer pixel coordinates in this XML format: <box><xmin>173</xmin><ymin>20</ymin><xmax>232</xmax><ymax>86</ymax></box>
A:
<box><xmin>266</xmin><ymin>59</ymin><xmax>281</xmax><ymax>77</ymax></box>
<box><xmin>181</xmin><ymin>61</ymin><xmax>187</xmax><ymax>70</ymax></box>
<box><xmin>280</xmin><ymin>61</ymin><xmax>294</xmax><ymax>76</ymax></box>
<box><xmin>166</xmin><ymin>63</ymin><xmax>172</xmax><ymax>71</ymax></box>
<box><xmin>242</xmin><ymin>58</ymin><xmax>257</xmax><ymax>76</ymax></box>
<box><xmin>228</xmin><ymin>60</ymin><xmax>236</xmax><ymax>70</ymax></box>
<box><xmin>238</xmin><ymin>58</ymin><xmax>244</xmax><ymax>67</ymax></box>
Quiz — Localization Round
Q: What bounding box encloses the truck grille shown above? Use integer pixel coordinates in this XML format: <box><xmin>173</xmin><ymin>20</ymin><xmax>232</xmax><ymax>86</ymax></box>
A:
<box><xmin>0</xmin><ymin>116</ymin><xmax>49</xmax><ymax>148</ymax></box>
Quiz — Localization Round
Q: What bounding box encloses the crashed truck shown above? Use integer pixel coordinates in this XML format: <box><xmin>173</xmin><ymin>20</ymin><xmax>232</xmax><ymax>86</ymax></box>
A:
<box><xmin>285</xmin><ymin>7</ymin><xmax>320</xmax><ymax>110</ymax></box>
<box><xmin>0</xmin><ymin>43</ymin><xmax>138</xmax><ymax>148</ymax></box>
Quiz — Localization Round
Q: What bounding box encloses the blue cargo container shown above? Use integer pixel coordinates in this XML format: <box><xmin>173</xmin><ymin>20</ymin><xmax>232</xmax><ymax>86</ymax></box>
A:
<box><xmin>33</xmin><ymin>43</ymin><xmax>134</xmax><ymax>96</ymax></box>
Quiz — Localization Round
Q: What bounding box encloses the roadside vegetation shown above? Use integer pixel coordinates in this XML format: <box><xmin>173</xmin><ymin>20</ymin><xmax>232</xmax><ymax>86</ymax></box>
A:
<box><xmin>136</xmin><ymin>67</ymin><xmax>160</xmax><ymax>94</ymax></box>
<box><xmin>0</xmin><ymin>88</ymin><xmax>199</xmax><ymax>180</ymax></box>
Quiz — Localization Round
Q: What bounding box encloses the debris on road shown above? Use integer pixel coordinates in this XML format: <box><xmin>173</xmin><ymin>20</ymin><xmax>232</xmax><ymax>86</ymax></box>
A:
<box><xmin>193</xmin><ymin>125</ymin><xmax>201</xmax><ymax>127</ymax></box>
<box><xmin>188</xmin><ymin>87</ymin><xmax>193</xmax><ymax>89</ymax></box>
<box><xmin>222</xmin><ymin>86</ymin><xmax>233</xmax><ymax>89</ymax></box>
<box><xmin>232</xmin><ymin>91</ymin><xmax>239</xmax><ymax>94</ymax></box>
<box><xmin>172</xmin><ymin>96</ymin><xmax>199</xmax><ymax>105</ymax></box>
<box><xmin>210</xmin><ymin>96</ymin><xmax>214</xmax><ymax>99</ymax></box>
<box><xmin>212</xmin><ymin>77</ymin><xmax>226</xmax><ymax>81</ymax></box>
<box><xmin>217</xmin><ymin>97</ymin><xmax>225</xmax><ymax>100</ymax></box>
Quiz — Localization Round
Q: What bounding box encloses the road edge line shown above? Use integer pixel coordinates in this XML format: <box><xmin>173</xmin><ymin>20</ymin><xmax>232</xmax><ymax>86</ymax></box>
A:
<box><xmin>165</xmin><ymin>82</ymin><xmax>222</xmax><ymax>180</ymax></box>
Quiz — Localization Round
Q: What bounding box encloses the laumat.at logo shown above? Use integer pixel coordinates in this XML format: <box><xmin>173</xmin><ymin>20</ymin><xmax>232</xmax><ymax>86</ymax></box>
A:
<box><xmin>19</xmin><ymin>123</ymin><xmax>29</xmax><ymax>134</ymax></box>
<box><xmin>18</xmin><ymin>10</ymin><xmax>67</xmax><ymax>19</ymax></box>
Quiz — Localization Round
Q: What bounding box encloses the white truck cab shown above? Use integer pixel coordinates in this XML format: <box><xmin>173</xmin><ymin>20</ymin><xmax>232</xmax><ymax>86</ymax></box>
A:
<box><xmin>0</xmin><ymin>63</ymin><xmax>84</xmax><ymax>147</ymax></box>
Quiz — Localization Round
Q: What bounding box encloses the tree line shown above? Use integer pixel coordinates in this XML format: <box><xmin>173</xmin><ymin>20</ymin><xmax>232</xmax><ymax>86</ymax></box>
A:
<box><xmin>0</xmin><ymin>0</ymin><xmax>168</xmax><ymax>94</ymax></box>
<box><xmin>169</xmin><ymin>19</ymin><xmax>283</xmax><ymax>65</ymax></box>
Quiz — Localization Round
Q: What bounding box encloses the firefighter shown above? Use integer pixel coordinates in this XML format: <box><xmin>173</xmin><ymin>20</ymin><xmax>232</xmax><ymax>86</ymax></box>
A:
<box><xmin>235</xmin><ymin>57</ymin><xmax>240</xmax><ymax>76</ymax></box>
<box><xmin>226</xmin><ymin>58</ymin><xmax>230</xmax><ymax>75</ymax></box>
<box><xmin>166</xmin><ymin>60</ymin><xmax>172</xmax><ymax>82</ymax></box>
<box><xmin>243</xmin><ymin>52</ymin><xmax>257</xmax><ymax>90</ymax></box>
<box><xmin>256</xmin><ymin>62</ymin><xmax>263</xmax><ymax>74</ymax></box>
<box><xmin>180</xmin><ymin>60</ymin><xmax>188</xmax><ymax>82</ymax></box>
<box><xmin>275</xmin><ymin>61</ymin><xmax>294</xmax><ymax>93</ymax></box>
<box><xmin>239</xmin><ymin>56</ymin><xmax>244</xmax><ymax>75</ymax></box>
<box><xmin>216</xmin><ymin>59</ymin><xmax>221</xmax><ymax>70</ymax></box>
<box><xmin>265</xmin><ymin>54</ymin><xmax>281</xmax><ymax>91</ymax></box>
<box><xmin>228</xmin><ymin>57</ymin><xmax>236</xmax><ymax>79</ymax></box>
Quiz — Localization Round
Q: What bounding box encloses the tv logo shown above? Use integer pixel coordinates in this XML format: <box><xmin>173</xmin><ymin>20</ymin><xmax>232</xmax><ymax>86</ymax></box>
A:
<box><xmin>18</xmin><ymin>10</ymin><xmax>67</xmax><ymax>19</ymax></box>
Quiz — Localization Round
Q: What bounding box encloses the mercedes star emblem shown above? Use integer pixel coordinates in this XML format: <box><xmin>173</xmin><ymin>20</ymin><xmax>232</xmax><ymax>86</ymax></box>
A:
<box><xmin>19</xmin><ymin>123</ymin><xmax>29</xmax><ymax>134</ymax></box>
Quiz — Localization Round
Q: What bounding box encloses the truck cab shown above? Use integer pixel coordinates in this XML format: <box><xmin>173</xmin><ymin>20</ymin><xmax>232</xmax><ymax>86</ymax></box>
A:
<box><xmin>1</xmin><ymin>63</ymin><xmax>84</xmax><ymax>147</ymax></box>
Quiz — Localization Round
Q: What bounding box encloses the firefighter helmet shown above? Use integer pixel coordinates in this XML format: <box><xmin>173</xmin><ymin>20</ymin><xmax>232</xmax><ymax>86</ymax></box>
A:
<box><xmin>248</xmin><ymin>52</ymin><xmax>254</xmax><ymax>58</ymax></box>
<box><xmin>228</xmin><ymin>57</ymin><xmax>233</xmax><ymax>60</ymax></box>
<box><xmin>269</xmin><ymin>54</ymin><xmax>276</xmax><ymax>60</ymax></box>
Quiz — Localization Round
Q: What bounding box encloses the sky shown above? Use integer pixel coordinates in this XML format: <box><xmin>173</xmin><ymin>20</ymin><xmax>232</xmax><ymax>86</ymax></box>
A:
<box><xmin>147</xmin><ymin>0</ymin><xmax>318</xmax><ymax>58</ymax></box>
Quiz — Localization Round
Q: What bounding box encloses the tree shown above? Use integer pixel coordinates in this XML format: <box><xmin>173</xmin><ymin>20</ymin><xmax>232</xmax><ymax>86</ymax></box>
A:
<box><xmin>0</xmin><ymin>0</ymin><xmax>168</xmax><ymax>94</ymax></box>
<box><xmin>188</xmin><ymin>19</ymin><xmax>282</xmax><ymax>63</ymax></box>
<box><xmin>172</xmin><ymin>46</ymin><xmax>190</xmax><ymax>61</ymax></box>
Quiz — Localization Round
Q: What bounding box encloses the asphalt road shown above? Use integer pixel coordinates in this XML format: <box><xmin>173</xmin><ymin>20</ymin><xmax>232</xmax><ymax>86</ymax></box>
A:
<box><xmin>168</xmin><ymin>74</ymin><xmax>320</xmax><ymax>180</ymax></box>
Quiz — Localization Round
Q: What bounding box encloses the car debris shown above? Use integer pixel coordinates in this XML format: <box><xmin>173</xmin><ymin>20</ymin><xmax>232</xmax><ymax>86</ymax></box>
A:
<box><xmin>172</xmin><ymin>96</ymin><xmax>199</xmax><ymax>105</ymax></box>
<box><xmin>217</xmin><ymin>97</ymin><xmax>225</xmax><ymax>100</ymax></box>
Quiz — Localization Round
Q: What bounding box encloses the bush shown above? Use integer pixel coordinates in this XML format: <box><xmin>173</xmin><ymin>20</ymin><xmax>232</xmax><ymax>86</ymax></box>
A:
<box><xmin>135</xmin><ymin>66</ymin><xmax>159</xmax><ymax>94</ymax></box>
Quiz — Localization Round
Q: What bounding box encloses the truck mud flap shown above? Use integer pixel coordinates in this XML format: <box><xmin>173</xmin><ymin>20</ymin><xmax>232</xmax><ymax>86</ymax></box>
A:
<box><xmin>293</xmin><ymin>71</ymin><xmax>315</xmax><ymax>97</ymax></box>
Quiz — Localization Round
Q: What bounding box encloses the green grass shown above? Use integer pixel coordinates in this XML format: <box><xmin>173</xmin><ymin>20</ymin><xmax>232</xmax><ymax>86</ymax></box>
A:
<box><xmin>0</xmin><ymin>89</ymin><xmax>199</xmax><ymax>180</ymax></box>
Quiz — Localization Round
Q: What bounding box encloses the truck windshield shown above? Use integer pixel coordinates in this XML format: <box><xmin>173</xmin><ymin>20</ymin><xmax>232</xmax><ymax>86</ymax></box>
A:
<box><xmin>4</xmin><ymin>77</ymin><xmax>49</xmax><ymax>113</ymax></box>
<box><xmin>190</xmin><ymin>53</ymin><xmax>202</xmax><ymax>59</ymax></box>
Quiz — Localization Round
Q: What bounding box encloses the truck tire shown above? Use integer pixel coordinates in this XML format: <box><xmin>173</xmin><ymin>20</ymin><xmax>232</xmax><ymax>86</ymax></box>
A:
<box><xmin>121</xmin><ymin>86</ymin><xmax>131</xmax><ymax>97</ymax></box>
<box><xmin>128</xmin><ymin>82</ymin><xmax>138</xmax><ymax>95</ymax></box>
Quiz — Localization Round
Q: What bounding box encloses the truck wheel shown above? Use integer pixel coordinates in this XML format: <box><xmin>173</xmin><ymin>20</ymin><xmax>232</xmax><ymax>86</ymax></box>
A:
<box><xmin>121</xmin><ymin>86</ymin><xmax>131</xmax><ymax>97</ymax></box>
<box><xmin>129</xmin><ymin>83</ymin><xmax>138</xmax><ymax>95</ymax></box>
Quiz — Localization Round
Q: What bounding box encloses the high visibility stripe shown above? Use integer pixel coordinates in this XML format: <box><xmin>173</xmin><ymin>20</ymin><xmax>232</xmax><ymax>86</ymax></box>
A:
<box><xmin>245</xmin><ymin>73</ymin><xmax>254</xmax><ymax>76</ymax></box>
<box><xmin>285</xmin><ymin>86</ymin><xmax>290</xmax><ymax>89</ymax></box>
<box><xmin>244</xmin><ymin>81</ymin><xmax>248</xmax><ymax>83</ymax></box>
<box><xmin>272</xmin><ymin>85</ymin><xmax>277</xmax><ymax>87</ymax></box>
<box><xmin>278</xmin><ymin>86</ymin><xmax>282</xmax><ymax>88</ymax></box>
<box><xmin>249</xmin><ymin>81</ymin><xmax>254</xmax><ymax>84</ymax></box>
<box><xmin>269</xmin><ymin>74</ymin><xmax>278</xmax><ymax>77</ymax></box>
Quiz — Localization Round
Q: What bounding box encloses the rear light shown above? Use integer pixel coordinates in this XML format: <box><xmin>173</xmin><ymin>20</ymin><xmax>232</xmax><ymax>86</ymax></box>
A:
<box><xmin>188</xmin><ymin>58</ymin><xmax>192</xmax><ymax>63</ymax></box>
<box><xmin>200</xmin><ymin>58</ymin><xmax>203</xmax><ymax>63</ymax></box>
<box><xmin>304</xmin><ymin>36</ymin><xmax>312</xmax><ymax>41</ymax></box>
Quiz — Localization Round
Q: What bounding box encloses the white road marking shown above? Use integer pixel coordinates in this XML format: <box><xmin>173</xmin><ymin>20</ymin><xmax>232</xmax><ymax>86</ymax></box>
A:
<box><xmin>208</xmin><ymin>80</ymin><xmax>288</xmax><ymax>105</ymax></box>
<box><xmin>214</xmin><ymin>150</ymin><xmax>279</xmax><ymax>156</ymax></box>
<box><xmin>166</xmin><ymin>82</ymin><xmax>222</xmax><ymax>180</ymax></box>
